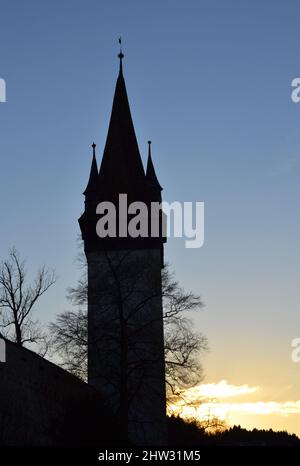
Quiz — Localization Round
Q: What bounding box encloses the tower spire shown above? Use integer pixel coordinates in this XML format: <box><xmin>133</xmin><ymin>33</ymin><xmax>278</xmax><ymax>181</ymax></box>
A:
<box><xmin>98</xmin><ymin>42</ymin><xmax>145</xmax><ymax>198</ymax></box>
<box><xmin>146</xmin><ymin>140</ymin><xmax>162</xmax><ymax>191</ymax></box>
<box><xmin>83</xmin><ymin>142</ymin><xmax>98</xmax><ymax>195</ymax></box>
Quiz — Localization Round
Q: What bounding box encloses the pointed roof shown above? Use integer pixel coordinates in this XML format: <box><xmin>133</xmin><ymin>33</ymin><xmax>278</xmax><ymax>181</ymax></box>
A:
<box><xmin>79</xmin><ymin>45</ymin><xmax>166</xmax><ymax>254</ymax></box>
<box><xmin>98</xmin><ymin>52</ymin><xmax>145</xmax><ymax>196</ymax></box>
<box><xmin>83</xmin><ymin>142</ymin><xmax>98</xmax><ymax>194</ymax></box>
<box><xmin>146</xmin><ymin>141</ymin><xmax>162</xmax><ymax>191</ymax></box>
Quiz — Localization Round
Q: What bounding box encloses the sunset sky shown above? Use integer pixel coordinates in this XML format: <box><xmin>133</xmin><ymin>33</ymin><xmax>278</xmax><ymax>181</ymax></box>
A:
<box><xmin>1</xmin><ymin>1</ymin><xmax>300</xmax><ymax>436</ymax></box>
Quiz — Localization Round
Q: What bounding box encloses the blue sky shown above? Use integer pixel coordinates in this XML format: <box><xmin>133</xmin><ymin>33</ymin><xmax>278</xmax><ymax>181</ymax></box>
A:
<box><xmin>1</xmin><ymin>0</ymin><xmax>300</xmax><ymax>434</ymax></box>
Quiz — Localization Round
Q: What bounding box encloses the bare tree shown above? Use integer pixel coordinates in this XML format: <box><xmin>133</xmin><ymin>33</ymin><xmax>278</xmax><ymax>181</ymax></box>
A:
<box><xmin>49</xmin><ymin>309</ymin><xmax>87</xmax><ymax>379</ymax></box>
<box><xmin>0</xmin><ymin>248</ymin><xmax>56</xmax><ymax>353</ymax></box>
<box><xmin>49</xmin><ymin>255</ymin><xmax>207</xmax><ymax>397</ymax></box>
<box><xmin>49</xmin><ymin>250</ymin><xmax>208</xmax><ymax>442</ymax></box>
<box><xmin>162</xmin><ymin>267</ymin><xmax>208</xmax><ymax>395</ymax></box>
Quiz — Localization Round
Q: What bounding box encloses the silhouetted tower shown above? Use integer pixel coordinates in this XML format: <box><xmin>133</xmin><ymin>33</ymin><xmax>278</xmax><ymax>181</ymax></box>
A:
<box><xmin>79</xmin><ymin>48</ymin><xmax>167</xmax><ymax>445</ymax></box>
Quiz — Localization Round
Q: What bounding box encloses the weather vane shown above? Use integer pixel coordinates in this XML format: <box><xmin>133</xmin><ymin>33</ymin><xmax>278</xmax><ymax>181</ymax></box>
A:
<box><xmin>92</xmin><ymin>142</ymin><xmax>96</xmax><ymax>156</ymax></box>
<box><xmin>118</xmin><ymin>36</ymin><xmax>124</xmax><ymax>60</ymax></box>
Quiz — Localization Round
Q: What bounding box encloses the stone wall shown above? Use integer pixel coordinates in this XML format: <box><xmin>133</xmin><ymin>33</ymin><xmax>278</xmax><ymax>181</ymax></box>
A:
<box><xmin>0</xmin><ymin>338</ymin><xmax>105</xmax><ymax>446</ymax></box>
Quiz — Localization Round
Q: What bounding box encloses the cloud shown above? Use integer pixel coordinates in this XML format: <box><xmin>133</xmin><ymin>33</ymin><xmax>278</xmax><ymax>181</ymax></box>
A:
<box><xmin>183</xmin><ymin>380</ymin><xmax>259</xmax><ymax>400</ymax></box>
<box><xmin>223</xmin><ymin>401</ymin><xmax>300</xmax><ymax>416</ymax></box>
<box><xmin>168</xmin><ymin>380</ymin><xmax>300</xmax><ymax>422</ymax></box>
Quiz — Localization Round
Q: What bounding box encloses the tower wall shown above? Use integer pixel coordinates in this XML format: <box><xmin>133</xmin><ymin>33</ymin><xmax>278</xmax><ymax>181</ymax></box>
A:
<box><xmin>87</xmin><ymin>248</ymin><xmax>167</xmax><ymax>445</ymax></box>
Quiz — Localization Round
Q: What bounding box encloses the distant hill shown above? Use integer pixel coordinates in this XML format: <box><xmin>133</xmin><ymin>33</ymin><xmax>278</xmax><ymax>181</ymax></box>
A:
<box><xmin>168</xmin><ymin>416</ymin><xmax>300</xmax><ymax>446</ymax></box>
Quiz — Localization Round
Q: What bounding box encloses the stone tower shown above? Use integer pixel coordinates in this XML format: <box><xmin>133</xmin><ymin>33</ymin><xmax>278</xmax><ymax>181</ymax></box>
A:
<box><xmin>79</xmin><ymin>50</ymin><xmax>167</xmax><ymax>445</ymax></box>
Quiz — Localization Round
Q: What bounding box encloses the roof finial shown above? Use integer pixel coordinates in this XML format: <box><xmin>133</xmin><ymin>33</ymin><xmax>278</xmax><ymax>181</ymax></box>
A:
<box><xmin>148</xmin><ymin>140</ymin><xmax>152</xmax><ymax>157</ymax></box>
<box><xmin>146</xmin><ymin>140</ymin><xmax>162</xmax><ymax>191</ymax></box>
<box><xmin>118</xmin><ymin>37</ymin><xmax>124</xmax><ymax>74</ymax></box>
<box><xmin>92</xmin><ymin>142</ymin><xmax>96</xmax><ymax>158</ymax></box>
